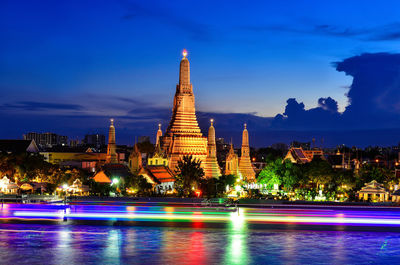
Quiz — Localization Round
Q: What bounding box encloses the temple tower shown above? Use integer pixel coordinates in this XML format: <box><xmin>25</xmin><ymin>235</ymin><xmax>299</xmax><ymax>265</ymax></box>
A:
<box><xmin>156</xmin><ymin>124</ymin><xmax>163</xmax><ymax>147</ymax></box>
<box><xmin>161</xmin><ymin>50</ymin><xmax>208</xmax><ymax>171</ymax></box>
<box><xmin>203</xmin><ymin>119</ymin><xmax>221</xmax><ymax>178</ymax></box>
<box><xmin>238</xmin><ymin>123</ymin><xmax>255</xmax><ymax>181</ymax></box>
<box><xmin>106</xmin><ymin>119</ymin><xmax>118</xmax><ymax>164</ymax></box>
<box><xmin>129</xmin><ymin>143</ymin><xmax>142</xmax><ymax>173</ymax></box>
<box><xmin>225</xmin><ymin>142</ymin><xmax>239</xmax><ymax>176</ymax></box>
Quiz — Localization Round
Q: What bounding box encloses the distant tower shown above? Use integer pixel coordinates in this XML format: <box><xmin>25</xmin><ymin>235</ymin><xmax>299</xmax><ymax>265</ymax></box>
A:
<box><xmin>225</xmin><ymin>142</ymin><xmax>239</xmax><ymax>176</ymax></box>
<box><xmin>203</xmin><ymin>119</ymin><xmax>221</xmax><ymax>178</ymax></box>
<box><xmin>106</xmin><ymin>119</ymin><xmax>118</xmax><ymax>164</ymax></box>
<box><xmin>238</xmin><ymin>123</ymin><xmax>255</xmax><ymax>181</ymax></box>
<box><xmin>129</xmin><ymin>143</ymin><xmax>142</xmax><ymax>173</ymax></box>
<box><xmin>156</xmin><ymin>123</ymin><xmax>163</xmax><ymax>147</ymax></box>
<box><xmin>161</xmin><ymin>49</ymin><xmax>208</xmax><ymax>171</ymax></box>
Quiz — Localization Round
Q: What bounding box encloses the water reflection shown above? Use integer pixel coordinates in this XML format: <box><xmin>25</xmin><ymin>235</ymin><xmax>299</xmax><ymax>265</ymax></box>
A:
<box><xmin>225</xmin><ymin>210</ymin><xmax>249</xmax><ymax>265</ymax></box>
<box><xmin>104</xmin><ymin>229</ymin><xmax>121</xmax><ymax>262</ymax></box>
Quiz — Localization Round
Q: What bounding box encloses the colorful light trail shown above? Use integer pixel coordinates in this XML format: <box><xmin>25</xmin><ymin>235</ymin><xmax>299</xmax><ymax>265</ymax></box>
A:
<box><xmin>2</xmin><ymin>203</ymin><xmax>400</xmax><ymax>228</ymax></box>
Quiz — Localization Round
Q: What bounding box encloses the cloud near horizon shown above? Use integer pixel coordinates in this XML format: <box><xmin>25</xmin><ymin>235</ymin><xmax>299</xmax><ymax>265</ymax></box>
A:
<box><xmin>272</xmin><ymin>52</ymin><xmax>400</xmax><ymax>132</ymax></box>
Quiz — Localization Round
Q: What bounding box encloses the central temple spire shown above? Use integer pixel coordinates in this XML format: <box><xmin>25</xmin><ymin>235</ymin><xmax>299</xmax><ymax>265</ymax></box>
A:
<box><xmin>178</xmin><ymin>49</ymin><xmax>191</xmax><ymax>92</ymax></box>
<box><xmin>161</xmin><ymin>50</ymin><xmax>208</xmax><ymax>172</ymax></box>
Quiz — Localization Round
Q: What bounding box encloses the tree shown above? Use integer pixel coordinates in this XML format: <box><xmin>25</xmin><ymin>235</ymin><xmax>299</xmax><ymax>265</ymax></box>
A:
<box><xmin>356</xmin><ymin>164</ymin><xmax>393</xmax><ymax>190</ymax></box>
<box><xmin>174</xmin><ymin>155</ymin><xmax>204</xmax><ymax>197</ymax></box>
<box><xmin>281</xmin><ymin>160</ymin><xmax>302</xmax><ymax>191</ymax></box>
<box><xmin>257</xmin><ymin>158</ymin><xmax>283</xmax><ymax>190</ymax></box>
<box><xmin>304</xmin><ymin>157</ymin><xmax>334</xmax><ymax>189</ymax></box>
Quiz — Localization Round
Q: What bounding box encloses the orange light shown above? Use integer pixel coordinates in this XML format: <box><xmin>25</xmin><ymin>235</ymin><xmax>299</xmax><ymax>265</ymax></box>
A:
<box><xmin>195</xmin><ymin>190</ymin><xmax>201</xmax><ymax>197</ymax></box>
<box><xmin>375</xmin><ymin>159</ymin><xmax>379</xmax><ymax>163</ymax></box>
<box><xmin>252</xmin><ymin>157</ymin><xmax>256</xmax><ymax>162</ymax></box>
<box><xmin>182</xmin><ymin>49</ymin><xmax>188</xmax><ymax>58</ymax></box>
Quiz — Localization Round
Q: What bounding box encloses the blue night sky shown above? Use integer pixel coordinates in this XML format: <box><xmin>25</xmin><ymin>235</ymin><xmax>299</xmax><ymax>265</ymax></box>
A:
<box><xmin>2</xmin><ymin>0</ymin><xmax>400</xmax><ymax>147</ymax></box>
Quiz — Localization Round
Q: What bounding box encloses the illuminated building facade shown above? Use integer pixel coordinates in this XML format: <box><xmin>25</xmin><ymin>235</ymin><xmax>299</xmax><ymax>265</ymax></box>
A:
<box><xmin>225</xmin><ymin>143</ymin><xmax>239</xmax><ymax>176</ymax></box>
<box><xmin>106</xmin><ymin>119</ymin><xmax>118</xmax><ymax>164</ymax></box>
<box><xmin>160</xmin><ymin>50</ymin><xmax>210</xmax><ymax>175</ymax></box>
<box><xmin>238</xmin><ymin>124</ymin><xmax>256</xmax><ymax>181</ymax></box>
<box><xmin>203</xmin><ymin>119</ymin><xmax>221</xmax><ymax>178</ymax></box>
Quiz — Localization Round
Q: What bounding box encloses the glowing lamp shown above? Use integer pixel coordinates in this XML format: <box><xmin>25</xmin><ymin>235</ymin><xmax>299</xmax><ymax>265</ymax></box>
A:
<box><xmin>182</xmin><ymin>49</ymin><xmax>188</xmax><ymax>58</ymax></box>
<box><xmin>112</xmin><ymin>178</ymin><xmax>119</xmax><ymax>185</ymax></box>
<box><xmin>62</xmin><ymin>184</ymin><xmax>68</xmax><ymax>190</ymax></box>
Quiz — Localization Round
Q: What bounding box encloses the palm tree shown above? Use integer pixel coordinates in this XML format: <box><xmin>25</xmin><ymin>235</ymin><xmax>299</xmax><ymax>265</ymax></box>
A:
<box><xmin>175</xmin><ymin>155</ymin><xmax>204</xmax><ymax>197</ymax></box>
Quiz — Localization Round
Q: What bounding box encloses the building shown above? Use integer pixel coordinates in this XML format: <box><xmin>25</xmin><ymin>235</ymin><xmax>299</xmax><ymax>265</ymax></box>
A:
<box><xmin>238</xmin><ymin>124</ymin><xmax>256</xmax><ymax>181</ymax></box>
<box><xmin>159</xmin><ymin>50</ymin><xmax>219</xmax><ymax>178</ymax></box>
<box><xmin>225</xmin><ymin>143</ymin><xmax>239</xmax><ymax>176</ymax></box>
<box><xmin>93</xmin><ymin>164</ymin><xmax>131</xmax><ymax>184</ymax></box>
<box><xmin>128</xmin><ymin>144</ymin><xmax>142</xmax><ymax>173</ymax></box>
<box><xmin>139</xmin><ymin>166</ymin><xmax>175</xmax><ymax>193</ymax></box>
<box><xmin>0</xmin><ymin>139</ymin><xmax>39</xmax><ymax>154</ymax></box>
<box><xmin>40</xmin><ymin>147</ymin><xmax>106</xmax><ymax>172</ymax></box>
<box><xmin>106</xmin><ymin>119</ymin><xmax>118</xmax><ymax>164</ymax></box>
<box><xmin>203</xmin><ymin>119</ymin><xmax>221</xmax><ymax>178</ymax></box>
<box><xmin>138</xmin><ymin>136</ymin><xmax>150</xmax><ymax>143</ymax></box>
<box><xmin>284</xmin><ymin>147</ymin><xmax>324</xmax><ymax>164</ymax></box>
<box><xmin>83</xmin><ymin>134</ymin><xmax>105</xmax><ymax>148</ymax></box>
<box><xmin>357</xmin><ymin>180</ymin><xmax>389</xmax><ymax>202</ymax></box>
<box><xmin>23</xmin><ymin>132</ymin><xmax>68</xmax><ymax>148</ymax></box>
<box><xmin>155</xmin><ymin>124</ymin><xmax>162</xmax><ymax>147</ymax></box>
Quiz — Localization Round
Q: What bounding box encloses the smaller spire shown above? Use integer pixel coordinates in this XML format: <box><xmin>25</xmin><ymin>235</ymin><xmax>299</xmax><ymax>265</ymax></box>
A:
<box><xmin>210</xmin><ymin>118</ymin><xmax>214</xmax><ymax>126</ymax></box>
<box><xmin>158</xmin><ymin>123</ymin><xmax>162</xmax><ymax>130</ymax></box>
<box><xmin>110</xmin><ymin>118</ymin><xmax>114</xmax><ymax>126</ymax></box>
<box><xmin>182</xmin><ymin>49</ymin><xmax>188</xmax><ymax>58</ymax></box>
<box><xmin>244</xmin><ymin>123</ymin><xmax>247</xmax><ymax>129</ymax></box>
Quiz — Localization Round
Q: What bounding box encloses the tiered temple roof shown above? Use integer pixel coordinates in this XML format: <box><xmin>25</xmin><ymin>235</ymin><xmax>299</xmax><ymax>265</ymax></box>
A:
<box><xmin>238</xmin><ymin>124</ymin><xmax>256</xmax><ymax>181</ymax></box>
<box><xmin>160</xmin><ymin>50</ymin><xmax>208</xmax><ymax>172</ymax></box>
<box><xmin>106</xmin><ymin>119</ymin><xmax>118</xmax><ymax>164</ymax></box>
<box><xmin>203</xmin><ymin>119</ymin><xmax>222</xmax><ymax>178</ymax></box>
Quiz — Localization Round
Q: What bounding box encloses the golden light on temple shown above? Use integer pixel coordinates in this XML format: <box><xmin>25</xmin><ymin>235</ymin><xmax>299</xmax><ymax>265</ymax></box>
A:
<box><xmin>182</xmin><ymin>49</ymin><xmax>188</xmax><ymax>58</ymax></box>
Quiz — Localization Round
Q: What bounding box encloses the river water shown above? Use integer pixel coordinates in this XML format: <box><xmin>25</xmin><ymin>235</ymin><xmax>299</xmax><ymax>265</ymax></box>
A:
<box><xmin>0</xmin><ymin>203</ymin><xmax>399</xmax><ymax>264</ymax></box>
<box><xmin>0</xmin><ymin>223</ymin><xmax>398</xmax><ymax>264</ymax></box>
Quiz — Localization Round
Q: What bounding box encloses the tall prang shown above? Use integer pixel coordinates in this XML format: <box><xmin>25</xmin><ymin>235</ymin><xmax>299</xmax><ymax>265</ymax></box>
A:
<box><xmin>106</xmin><ymin>119</ymin><xmax>118</xmax><ymax>164</ymax></box>
<box><xmin>225</xmin><ymin>142</ymin><xmax>239</xmax><ymax>176</ymax></box>
<box><xmin>156</xmin><ymin>123</ymin><xmax>163</xmax><ymax>147</ymax></box>
<box><xmin>238</xmin><ymin>123</ymin><xmax>255</xmax><ymax>181</ymax></box>
<box><xmin>203</xmin><ymin>119</ymin><xmax>221</xmax><ymax>178</ymax></box>
<box><xmin>161</xmin><ymin>50</ymin><xmax>208</xmax><ymax>172</ymax></box>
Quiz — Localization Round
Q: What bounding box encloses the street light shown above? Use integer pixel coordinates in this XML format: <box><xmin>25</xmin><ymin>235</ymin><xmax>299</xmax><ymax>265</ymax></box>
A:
<box><xmin>112</xmin><ymin>178</ymin><xmax>119</xmax><ymax>185</ymax></box>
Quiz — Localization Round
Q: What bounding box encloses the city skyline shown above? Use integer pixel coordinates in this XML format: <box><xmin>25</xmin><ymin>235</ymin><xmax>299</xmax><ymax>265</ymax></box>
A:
<box><xmin>2</xmin><ymin>1</ymin><xmax>400</xmax><ymax>147</ymax></box>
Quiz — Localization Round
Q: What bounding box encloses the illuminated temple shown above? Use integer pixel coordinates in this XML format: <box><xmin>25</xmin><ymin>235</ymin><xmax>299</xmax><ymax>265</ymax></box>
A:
<box><xmin>160</xmin><ymin>50</ymin><xmax>220</xmax><ymax>178</ymax></box>
<box><xmin>106</xmin><ymin>119</ymin><xmax>118</xmax><ymax>164</ymax></box>
<box><xmin>238</xmin><ymin>124</ymin><xmax>256</xmax><ymax>181</ymax></box>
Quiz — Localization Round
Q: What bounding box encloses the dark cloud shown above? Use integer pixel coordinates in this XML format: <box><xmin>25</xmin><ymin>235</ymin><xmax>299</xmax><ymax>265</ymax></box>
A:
<box><xmin>273</xmin><ymin>52</ymin><xmax>400</xmax><ymax>134</ymax></box>
<box><xmin>318</xmin><ymin>97</ymin><xmax>338</xmax><ymax>113</ymax></box>
<box><xmin>271</xmin><ymin>97</ymin><xmax>341</xmax><ymax>130</ymax></box>
<box><xmin>1</xmin><ymin>101</ymin><xmax>84</xmax><ymax>111</ymax></box>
